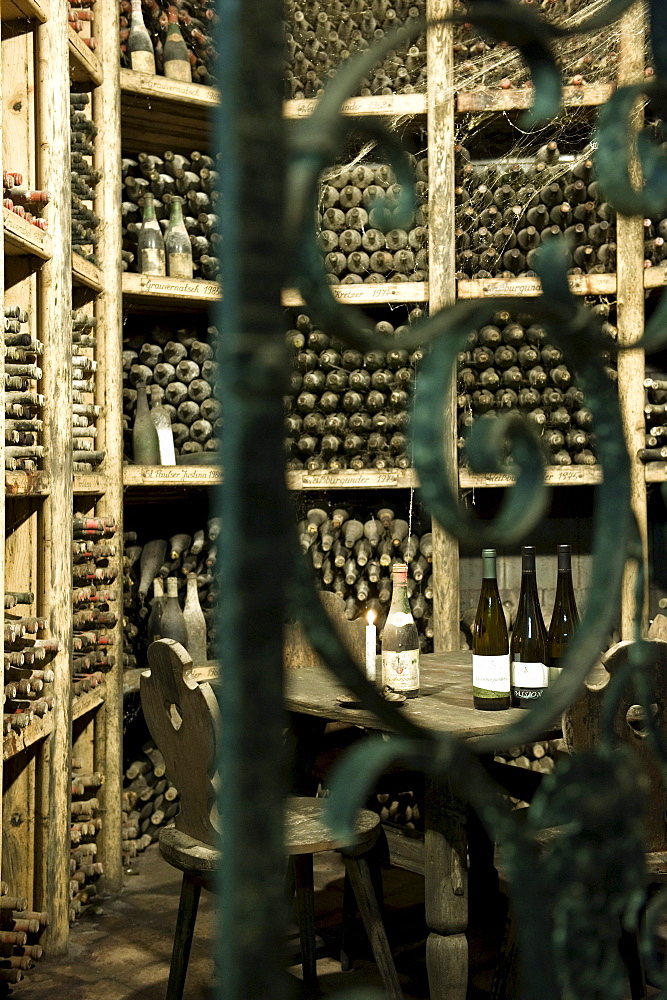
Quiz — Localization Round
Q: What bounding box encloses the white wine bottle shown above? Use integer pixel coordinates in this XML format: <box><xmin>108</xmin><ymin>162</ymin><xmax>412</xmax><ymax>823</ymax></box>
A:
<box><xmin>381</xmin><ymin>562</ymin><xmax>419</xmax><ymax>698</ymax></box>
<box><xmin>137</xmin><ymin>192</ymin><xmax>166</xmax><ymax>276</ymax></box>
<box><xmin>472</xmin><ymin>548</ymin><xmax>510</xmax><ymax>710</ymax></box>
<box><xmin>127</xmin><ymin>0</ymin><xmax>156</xmax><ymax>74</ymax></box>
<box><xmin>547</xmin><ymin>543</ymin><xmax>579</xmax><ymax>682</ymax></box>
<box><xmin>511</xmin><ymin>546</ymin><xmax>549</xmax><ymax>708</ymax></box>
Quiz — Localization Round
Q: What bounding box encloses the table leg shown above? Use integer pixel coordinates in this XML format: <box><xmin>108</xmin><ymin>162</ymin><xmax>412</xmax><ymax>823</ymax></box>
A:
<box><xmin>425</xmin><ymin>774</ymin><xmax>469</xmax><ymax>1000</ymax></box>
<box><xmin>286</xmin><ymin>712</ymin><xmax>328</xmax><ymax>795</ymax></box>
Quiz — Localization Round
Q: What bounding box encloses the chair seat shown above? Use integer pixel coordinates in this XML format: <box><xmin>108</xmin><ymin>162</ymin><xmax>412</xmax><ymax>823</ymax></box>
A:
<box><xmin>159</xmin><ymin>825</ymin><xmax>219</xmax><ymax>877</ymax></box>
<box><xmin>284</xmin><ymin>796</ymin><xmax>380</xmax><ymax>856</ymax></box>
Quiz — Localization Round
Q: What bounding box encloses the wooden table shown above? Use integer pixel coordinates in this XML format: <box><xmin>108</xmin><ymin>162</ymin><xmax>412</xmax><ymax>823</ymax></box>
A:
<box><xmin>285</xmin><ymin>651</ymin><xmax>532</xmax><ymax>1000</ymax></box>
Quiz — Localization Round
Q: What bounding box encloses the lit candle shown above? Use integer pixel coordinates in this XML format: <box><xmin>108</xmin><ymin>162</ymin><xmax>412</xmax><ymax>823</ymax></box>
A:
<box><xmin>365</xmin><ymin>610</ymin><xmax>377</xmax><ymax>684</ymax></box>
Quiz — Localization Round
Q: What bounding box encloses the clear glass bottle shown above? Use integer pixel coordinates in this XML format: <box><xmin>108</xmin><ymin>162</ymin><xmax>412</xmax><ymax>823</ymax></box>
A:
<box><xmin>547</xmin><ymin>543</ymin><xmax>579</xmax><ymax>682</ymax></box>
<box><xmin>381</xmin><ymin>562</ymin><xmax>419</xmax><ymax>697</ymax></box>
<box><xmin>165</xmin><ymin>196</ymin><xmax>193</xmax><ymax>279</ymax></box>
<box><xmin>472</xmin><ymin>548</ymin><xmax>510</xmax><ymax>710</ymax></box>
<box><xmin>511</xmin><ymin>546</ymin><xmax>549</xmax><ymax>708</ymax></box>
<box><xmin>127</xmin><ymin>0</ymin><xmax>156</xmax><ymax>74</ymax></box>
<box><xmin>137</xmin><ymin>192</ymin><xmax>166</xmax><ymax>276</ymax></box>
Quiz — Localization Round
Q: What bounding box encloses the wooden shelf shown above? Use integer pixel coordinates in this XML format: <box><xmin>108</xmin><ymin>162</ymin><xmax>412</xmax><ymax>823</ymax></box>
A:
<box><xmin>72</xmin><ymin>253</ymin><xmax>103</xmax><ymax>292</ymax></box>
<box><xmin>457</xmin><ymin>274</ymin><xmax>616</xmax><ymax>299</ymax></box>
<box><xmin>123</xmin><ymin>464</ymin><xmax>222</xmax><ymax>487</ymax></box>
<box><xmin>282</xmin><ymin>282</ymin><xmax>429</xmax><ymax>307</ymax></box>
<box><xmin>4</xmin><ymin>712</ymin><xmax>54</xmax><ymax>761</ymax></box>
<box><xmin>456</xmin><ymin>83</ymin><xmax>614</xmax><ymax>114</ymax></box>
<box><xmin>5</xmin><ymin>471</ymin><xmax>50</xmax><ymax>496</ymax></box>
<box><xmin>286</xmin><ymin>469</ymin><xmax>418</xmax><ymax>490</ymax></box>
<box><xmin>644</xmin><ymin>268</ymin><xmax>667</xmax><ymax>290</ymax></box>
<box><xmin>1</xmin><ymin>0</ymin><xmax>47</xmax><ymax>22</ymax></box>
<box><xmin>458</xmin><ymin>466</ymin><xmax>603</xmax><ymax>488</ymax></box>
<box><xmin>73</xmin><ymin>474</ymin><xmax>107</xmax><ymax>494</ymax></box>
<box><xmin>120</xmin><ymin>68</ymin><xmax>216</xmax><ymax>154</ymax></box>
<box><xmin>4</xmin><ymin>208</ymin><xmax>52</xmax><ymax>259</ymax></box>
<box><xmin>122</xmin><ymin>272</ymin><xmax>220</xmax><ymax>308</ymax></box>
<box><xmin>68</xmin><ymin>26</ymin><xmax>103</xmax><ymax>87</ymax></box>
<box><xmin>284</xmin><ymin>92</ymin><xmax>426</xmax><ymax>120</ymax></box>
<box><xmin>72</xmin><ymin>685</ymin><xmax>106</xmax><ymax>722</ymax></box>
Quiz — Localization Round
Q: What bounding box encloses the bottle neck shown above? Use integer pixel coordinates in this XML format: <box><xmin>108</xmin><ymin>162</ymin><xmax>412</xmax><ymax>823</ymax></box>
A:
<box><xmin>169</xmin><ymin>198</ymin><xmax>185</xmax><ymax>226</ymax></box>
<box><xmin>153</xmin><ymin>578</ymin><xmax>163</xmax><ymax>599</ymax></box>
<box><xmin>142</xmin><ymin>195</ymin><xmax>157</xmax><ymax>221</ymax></box>
<box><xmin>166</xmin><ymin>578</ymin><xmax>178</xmax><ymax>599</ymax></box>
<box><xmin>186</xmin><ymin>574</ymin><xmax>197</xmax><ymax>594</ymax></box>
<box><xmin>136</xmin><ymin>383</ymin><xmax>149</xmax><ymax>412</ymax></box>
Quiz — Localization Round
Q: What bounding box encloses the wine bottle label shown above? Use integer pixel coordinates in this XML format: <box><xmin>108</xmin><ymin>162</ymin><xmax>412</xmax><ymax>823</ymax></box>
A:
<box><xmin>130</xmin><ymin>51</ymin><xmax>156</xmax><ymax>74</ymax></box>
<box><xmin>140</xmin><ymin>248</ymin><xmax>166</xmax><ymax>276</ymax></box>
<box><xmin>511</xmin><ymin>660</ymin><xmax>549</xmax><ymax>699</ymax></box>
<box><xmin>382</xmin><ymin>649</ymin><xmax>419</xmax><ymax>692</ymax></box>
<box><xmin>164</xmin><ymin>61</ymin><xmax>192</xmax><ymax>82</ymax></box>
<box><xmin>387</xmin><ymin>611</ymin><xmax>413</xmax><ymax>628</ymax></box>
<box><xmin>472</xmin><ymin>653</ymin><xmax>510</xmax><ymax>698</ymax></box>
<box><xmin>548</xmin><ymin>659</ymin><xmax>562</xmax><ymax>683</ymax></box>
<box><xmin>157</xmin><ymin>428</ymin><xmax>176</xmax><ymax>466</ymax></box>
<box><xmin>168</xmin><ymin>252</ymin><xmax>194</xmax><ymax>279</ymax></box>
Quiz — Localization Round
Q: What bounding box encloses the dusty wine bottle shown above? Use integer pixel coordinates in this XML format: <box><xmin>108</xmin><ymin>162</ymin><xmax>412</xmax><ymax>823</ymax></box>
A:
<box><xmin>137</xmin><ymin>193</ymin><xmax>165</xmax><ymax>276</ymax></box>
<box><xmin>472</xmin><ymin>548</ymin><xmax>510</xmax><ymax>710</ymax></box>
<box><xmin>165</xmin><ymin>197</ymin><xmax>193</xmax><ymax>278</ymax></box>
<box><xmin>547</xmin><ymin>544</ymin><xmax>579</xmax><ymax>681</ymax></box>
<box><xmin>183</xmin><ymin>573</ymin><xmax>207</xmax><ymax>663</ymax></box>
<box><xmin>511</xmin><ymin>546</ymin><xmax>549</xmax><ymax>708</ymax></box>
<box><xmin>381</xmin><ymin>562</ymin><xmax>419</xmax><ymax>697</ymax></box>
<box><xmin>150</xmin><ymin>386</ymin><xmax>176</xmax><ymax>465</ymax></box>
<box><xmin>133</xmin><ymin>384</ymin><xmax>160</xmax><ymax>465</ymax></box>
<box><xmin>159</xmin><ymin>577</ymin><xmax>188</xmax><ymax>647</ymax></box>
<box><xmin>163</xmin><ymin>6</ymin><xmax>192</xmax><ymax>81</ymax></box>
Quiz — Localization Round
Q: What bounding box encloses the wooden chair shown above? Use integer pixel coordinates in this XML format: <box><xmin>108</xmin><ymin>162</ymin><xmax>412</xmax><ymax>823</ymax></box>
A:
<box><xmin>140</xmin><ymin>637</ymin><xmax>403</xmax><ymax>1000</ymax></box>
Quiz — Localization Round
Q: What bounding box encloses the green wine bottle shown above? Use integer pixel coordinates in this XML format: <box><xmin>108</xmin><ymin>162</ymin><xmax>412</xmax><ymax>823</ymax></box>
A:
<box><xmin>472</xmin><ymin>548</ymin><xmax>510</xmax><ymax>710</ymax></box>
<box><xmin>165</xmin><ymin>196</ymin><xmax>193</xmax><ymax>279</ymax></box>
<box><xmin>163</xmin><ymin>6</ymin><xmax>192</xmax><ymax>82</ymax></box>
<box><xmin>132</xmin><ymin>383</ymin><xmax>161</xmax><ymax>465</ymax></box>
<box><xmin>547</xmin><ymin>544</ymin><xmax>579</xmax><ymax>682</ymax></box>
<box><xmin>511</xmin><ymin>546</ymin><xmax>549</xmax><ymax>708</ymax></box>
<box><xmin>159</xmin><ymin>576</ymin><xmax>188</xmax><ymax>647</ymax></box>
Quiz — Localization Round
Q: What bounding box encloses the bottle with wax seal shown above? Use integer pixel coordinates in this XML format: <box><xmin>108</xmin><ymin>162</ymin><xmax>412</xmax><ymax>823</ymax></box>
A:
<box><xmin>381</xmin><ymin>562</ymin><xmax>419</xmax><ymax>697</ymax></box>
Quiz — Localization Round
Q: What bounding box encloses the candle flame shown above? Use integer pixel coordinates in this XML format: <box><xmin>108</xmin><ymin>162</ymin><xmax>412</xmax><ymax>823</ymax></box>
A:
<box><xmin>366</xmin><ymin>610</ymin><xmax>376</xmax><ymax>626</ymax></box>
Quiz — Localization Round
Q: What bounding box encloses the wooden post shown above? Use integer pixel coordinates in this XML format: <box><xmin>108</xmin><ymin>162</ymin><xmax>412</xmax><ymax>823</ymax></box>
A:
<box><xmin>92</xmin><ymin>0</ymin><xmax>124</xmax><ymax>894</ymax></box>
<box><xmin>427</xmin><ymin>0</ymin><xmax>459</xmax><ymax>653</ymax></box>
<box><xmin>35</xmin><ymin>0</ymin><xmax>73</xmax><ymax>952</ymax></box>
<box><xmin>616</xmin><ymin>6</ymin><xmax>647</xmax><ymax>637</ymax></box>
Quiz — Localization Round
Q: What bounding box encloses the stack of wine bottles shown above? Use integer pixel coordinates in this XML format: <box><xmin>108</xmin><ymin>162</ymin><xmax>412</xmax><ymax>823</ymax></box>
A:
<box><xmin>122</xmin><ymin>742</ymin><xmax>180</xmax><ymax>865</ymax></box>
<box><xmin>70</xmin><ymin>764</ymin><xmax>104</xmax><ymax>922</ymax></box>
<box><xmin>4</xmin><ymin>591</ymin><xmax>57</xmax><ymax>735</ymax></box>
<box><xmin>285</xmin><ymin>309</ymin><xmax>422</xmax><ymax>471</ymax></box>
<box><xmin>2</xmin><ymin>171</ymin><xmax>49</xmax><ymax>231</ymax></box>
<box><xmin>297</xmin><ymin>502</ymin><xmax>434</xmax><ymax>652</ymax></box>
<box><xmin>5</xmin><ymin>306</ymin><xmax>45</xmax><ymax>473</ymax></box>
<box><xmin>457</xmin><ymin>304</ymin><xmax>617</xmax><ymax>467</ymax></box>
<box><xmin>123</xmin><ymin>521</ymin><xmax>219</xmax><ymax>669</ymax></box>
<box><xmin>72</xmin><ymin>516</ymin><xmax>118</xmax><ymax>697</ymax></box>
<box><xmin>119</xmin><ymin>0</ymin><xmax>219</xmax><ymax>85</ymax></box>
<box><xmin>122</xmin><ymin>320</ymin><xmax>220</xmax><ymax>461</ymax></box>
<box><xmin>0</xmin><ymin>887</ymin><xmax>48</xmax><ymax>985</ymax></box>
<box><xmin>284</xmin><ymin>0</ymin><xmax>426</xmax><ymax>100</ymax></box>
<box><xmin>70</xmin><ymin>93</ymin><xmax>100</xmax><ymax>266</ymax></box>
<box><xmin>121</xmin><ymin>150</ymin><xmax>219</xmax><ymax>280</ymax></box>
<box><xmin>641</xmin><ymin>371</ymin><xmax>667</xmax><ymax>463</ymax></box>
<box><xmin>72</xmin><ymin>310</ymin><xmax>104</xmax><ymax>472</ymax></box>
<box><xmin>316</xmin><ymin>155</ymin><xmax>428</xmax><ymax>284</ymax></box>
<box><xmin>452</xmin><ymin>0</ymin><xmax>618</xmax><ymax>90</ymax></box>
<box><xmin>68</xmin><ymin>0</ymin><xmax>97</xmax><ymax>48</ymax></box>
<box><xmin>454</xmin><ymin>144</ymin><xmax>618</xmax><ymax>279</ymax></box>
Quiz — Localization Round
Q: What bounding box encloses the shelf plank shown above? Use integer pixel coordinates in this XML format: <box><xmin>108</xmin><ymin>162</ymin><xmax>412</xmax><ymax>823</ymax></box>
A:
<box><xmin>123</xmin><ymin>465</ymin><xmax>223</xmax><ymax>487</ymax></box>
<box><xmin>458</xmin><ymin>466</ymin><xmax>603</xmax><ymax>488</ymax></box>
<box><xmin>72</xmin><ymin>685</ymin><xmax>106</xmax><ymax>722</ymax></box>
<box><xmin>645</xmin><ymin>464</ymin><xmax>667</xmax><ymax>483</ymax></box>
<box><xmin>457</xmin><ymin>274</ymin><xmax>616</xmax><ymax>299</ymax></box>
<box><xmin>286</xmin><ymin>469</ymin><xmax>418</xmax><ymax>490</ymax></box>
<box><xmin>73</xmin><ymin>474</ymin><xmax>107</xmax><ymax>494</ymax></box>
<box><xmin>456</xmin><ymin>83</ymin><xmax>614</xmax><ymax>113</ymax></box>
<box><xmin>4</xmin><ymin>712</ymin><xmax>55</xmax><ymax>761</ymax></box>
<box><xmin>644</xmin><ymin>267</ymin><xmax>667</xmax><ymax>290</ymax></box>
<box><xmin>120</xmin><ymin>69</ymin><xmax>215</xmax><ymax>154</ymax></box>
<box><xmin>68</xmin><ymin>26</ymin><xmax>103</xmax><ymax>87</ymax></box>
<box><xmin>1</xmin><ymin>0</ymin><xmax>48</xmax><ymax>22</ymax></box>
<box><xmin>284</xmin><ymin>93</ymin><xmax>426</xmax><ymax>119</ymax></box>
<box><xmin>282</xmin><ymin>281</ymin><xmax>429</xmax><ymax>307</ymax></box>
<box><xmin>4</xmin><ymin>208</ymin><xmax>52</xmax><ymax>259</ymax></box>
<box><xmin>122</xmin><ymin>272</ymin><xmax>221</xmax><ymax>308</ymax></box>
<box><xmin>5</xmin><ymin>471</ymin><xmax>50</xmax><ymax>495</ymax></box>
<box><xmin>72</xmin><ymin>253</ymin><xmax>103</xmax><ymax>292</ymax></box>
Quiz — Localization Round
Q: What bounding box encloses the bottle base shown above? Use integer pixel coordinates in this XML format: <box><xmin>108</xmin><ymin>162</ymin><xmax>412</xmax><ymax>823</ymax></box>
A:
<box><xmin>473</xmin><ymin>695</ymin><xmax>511</xmax><ymax>711</ymax></box>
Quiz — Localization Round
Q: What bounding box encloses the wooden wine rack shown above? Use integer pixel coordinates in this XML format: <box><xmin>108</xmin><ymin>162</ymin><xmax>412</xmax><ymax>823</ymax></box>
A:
<box><xmin>0</xmin><ymin>0</ymin><xmax>652</xmax><ymax>960</ymax></box>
